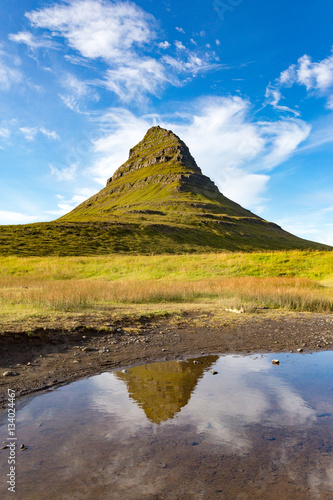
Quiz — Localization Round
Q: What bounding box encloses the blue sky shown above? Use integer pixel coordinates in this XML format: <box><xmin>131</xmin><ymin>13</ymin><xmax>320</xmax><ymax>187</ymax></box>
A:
<box><xmin>0</xmin><ymin>0</ymin><xmax>333</xmax><ymax>245</ymax></box>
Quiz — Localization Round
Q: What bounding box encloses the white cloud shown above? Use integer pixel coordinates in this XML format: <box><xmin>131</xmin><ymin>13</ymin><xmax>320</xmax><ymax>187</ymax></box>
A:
<box><xmin>0</xmin><ymin>128</ymin><xmax>10</xmax><ymax>139</ymax></box>
<box><xmin>265</xmin><ymin>86</ymin><xmax>300</xmax><ymax>116</ymax></box>
<box><xmin>59</xmin><ymin>73</ymin><xmax>99</xmax><ymax>112</ymax></box>
<box><xmin>257</xmin><ymin>119</ymin><xmax>311</xmax><ymax>170</ymax></box>
<box><xmin>20</xmin><ymin>126</ymin><xmax>59</xmax><ymax>141</ymax></box>
<box><xmin>0</xmin><ymin>57</ymin><xmax>22</xmax><ymax>90</ymax></box>
<box><xmin>63</xmin><ymin>74</ymin><xmax>96</xmax><ymax>98</ymax></box>
<box><xmin>51</xmin><ymin>187</ymin><xmax>97</xmax><ymax>214</ymax></box>
<box><xmin>101</xmin><ymin>58</ymin><xmax>176</xmax><ymax>103</ymax></box>
<box><xmin>327</xmin><ymin>96</ymin><xmax>333</xmax><ymax>109</ymax></box>
<box><xmin>49</xmin><ymin>163</ymin><xmax>77</xmax><ymax>181</ymax></box>
<box><xmin>175</xmin><ymin>41</ymin><xmax>186</xmax><ymax>50</ymax></box>
<box><xmin>9</xmin><ymin>31</ymin><xmax>56</xmax><ymax>50</ymax></box>
<box><xmin>24</xmin><ymin>0</ymin><xmax>220</xmax><ymax>102</ymax></box>
<box><xmin>296</xmin><ymin>53</ymin><xmax>333</xmax><ymax>91</ymax></box>
<box><xmin>175</xmin><ymin>27</ymin><xmax>185</xmax><ymax>34</ymax></box>
<box><xmin>59</xmin><ymin>94</ymin><xmax>84</xmax><ymax>113</ymax></box>
<box><xmin>0</xmin><ymin>210</ymin><xmax>44</xmax><ymax>225</ymax></box>
<box><xmin>19</xmin><ymin>127</ymin><xmax>38</xmax><ymax>141</ymax></box>
<box><xmin>39</xmin><ymin>127</ymin><xmax>59</xmax><ymax>140</ymax></box>
<box><xmin>277</xmin><ymin>219</ymin><xmax>333</xmax><ymax>246</ymax></box>
<box><xmin>158</xmin><ymin>41</ymin><xmax>170</xmax><ymax>49</ymax></box>
<box><xmin>26</xmin><ymin>0</ymin><xmax>157</xmax><ymax>60</ymax></box>
<box><xmin>268</xmin><ymin>49</ymin><xmax>333</xmax><ymax>112</ymax></box>
<box><xmin>215</xmin><ymin>39</ymin><xmax>221</xmax><ymax>46</ymax></box>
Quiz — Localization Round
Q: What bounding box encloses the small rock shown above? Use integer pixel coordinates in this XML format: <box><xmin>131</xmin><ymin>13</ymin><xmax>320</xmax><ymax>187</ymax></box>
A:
<box><xmin>211</xmin><ymin>370</ymin><xmax>218</xmax><ymax>375</ymax></box>
<box><xmin>262</xmin><ymin>435</ymin><xmax>276</xmax><ymax>442</ymax></box>
<box><xmin>297</xmin><ymin>348</ymin><xmax>303</xmax><ymax>353</ymax></box>
<box><xmin>272</xmin><ymin>360</ymin><xmax>280</xmax><ymax>365</ymax></box>
<box><xmin>99</xmin><ymin>348</ymin><xmax>109</xmax><ymax>354</ymax></box>
<box><xmin>225</xmin><ymin>307</ymin><xmax>244</xmax><ymax>314</ymax></box>
<box><xmin>81</xmin><ymin>347</ymin><xmax>98</xmax><ymax>352</ymax></box>
<box><xmin>20</xmin><ymin>444</ymin><xmax>27</xmax><ymax>450</ymax></box>
<box><xmin>193</xmin><ymin>360</ymin><xmax>201</xmax><ymax>365</ymax></box>
<box><xmin>27</xmin><ymin>362</ymin><xmax>31</xmax><ymax>366</ymax></box>
<box><xmin>162</xmin><ymin>348</ymin><xmax>166</xmax><ymax>352</ymax></box>
<box><xmin>1</xmin><ymin>446</ymin><xmax>8</xmax><ymax>450</ymax></box>
<box><xmin>121</xmin><ymin>369</ymin><xmax>129</xmax><ymax>374</ymax></box>
<box><xmin>82</xmin><ymin>336</ymin><xmax>87</xmax><ymax>339</ymax></box>
<box><xmin>3</xmin><ymin>371</ymin><xmax>19</xmax><ymax>377</ymax></box>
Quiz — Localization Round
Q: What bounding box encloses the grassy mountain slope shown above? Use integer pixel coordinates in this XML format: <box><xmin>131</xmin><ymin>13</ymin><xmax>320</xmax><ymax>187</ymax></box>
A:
<box><xmin>0</xmin><ymin>126</ymin><xmax>330</xmax><ymax>255</ymax></box>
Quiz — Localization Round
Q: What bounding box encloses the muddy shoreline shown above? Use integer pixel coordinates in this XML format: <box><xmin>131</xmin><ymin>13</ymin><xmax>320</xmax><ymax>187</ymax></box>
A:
<box><xmin>1</xmin><ymin>311</ymin><xmax>332</xmax><ymax>404</ymax></box>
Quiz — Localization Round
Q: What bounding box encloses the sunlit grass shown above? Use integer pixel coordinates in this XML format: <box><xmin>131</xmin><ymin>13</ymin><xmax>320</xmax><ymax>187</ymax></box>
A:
<box><xmin>0</xmin><ymin>251</ymin><xmax>332</xmax><ymax>324</ymax></box>
<box><xmin>0</xmin><ymin>250</ymin><xmax>332</xmax><ymax>281</ymax></box>
<box><xmin>0</xmin><ymin>275</ymin><xmax>332</xmax><ymax>315</ymax></box>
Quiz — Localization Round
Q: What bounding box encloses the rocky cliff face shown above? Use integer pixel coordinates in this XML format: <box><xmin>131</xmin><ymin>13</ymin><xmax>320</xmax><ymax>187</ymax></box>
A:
<box><xmin>108</xmin><ymin>126</ymin><xmax>202</xmax><ymax>184</ymax></box>
<box><xmin>105</xmin><ymin>125</ymin><xmax>219</xmax><ymax>198</ymax></box>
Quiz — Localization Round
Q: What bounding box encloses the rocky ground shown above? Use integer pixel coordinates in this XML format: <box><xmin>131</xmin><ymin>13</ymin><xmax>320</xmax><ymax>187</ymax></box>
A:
<box><xmin>0</xmin><ymin>311</ymin><xmax>332</xmax><ymax>404</ymax></box>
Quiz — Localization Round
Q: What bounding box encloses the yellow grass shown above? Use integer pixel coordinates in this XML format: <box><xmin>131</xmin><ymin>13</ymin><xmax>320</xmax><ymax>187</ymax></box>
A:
<box><xmin>0</xmin><ymin>275</ymin><xmax>332</xmax><ymax>315</ymax></box>
<box><xmin>0</xmin><ymin>251</ymin><xmax>332</xmax><ymax>330</ymax></box>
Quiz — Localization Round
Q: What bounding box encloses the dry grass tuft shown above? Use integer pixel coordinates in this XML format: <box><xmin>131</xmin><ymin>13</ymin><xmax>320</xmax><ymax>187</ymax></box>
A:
<box><xmin>0</xmin><ymin>275</ymin><xmax>332</xmax><ymax>314</ymax></box>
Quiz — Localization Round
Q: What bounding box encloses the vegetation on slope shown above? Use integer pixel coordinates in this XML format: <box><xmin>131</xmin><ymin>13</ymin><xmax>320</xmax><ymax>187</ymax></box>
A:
<box><xmin>0</xmin><ymin>126</ymin><xmax>331</xmax><ymax>255</ymax></box>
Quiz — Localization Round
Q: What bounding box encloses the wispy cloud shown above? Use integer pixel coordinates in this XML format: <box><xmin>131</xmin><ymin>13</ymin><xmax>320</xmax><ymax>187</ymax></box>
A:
<box><xmin>0</xmin><ymin>210</ymin><xmax>45</xmax><ymax>225</ymax></box>
<box><xmin>22</xmin><ymin>0</ymin><xmax>220</xmax><ymax>103</ymax></box>
<box><xmin>49</xmin><ymin>163</ymin><xmax>77</xmax><ymax>181</ymax></box>
<box><xmin>0</xmin><ymin>53</ymin><xmax>22</xmax><ymax>90</ymax></box>
<box><xmin>20</xmin><ymin>126</ymin><xmax>59</xmax><ymax>141</ymax></box>
<box><xmin>8</xmin><ymin>31</ymin><xmax>56</xmax><ymax>50</ymax></box>
<box><xmin>59</xmin><ymin>94</ymin><xmax>85</xmax><ymax>113</ymax></box>
<box><xmin>265</xmin><ymin>87</ymin><xmax>300</xmax><ymax>116</ymax></box>
<box><xmin>0</xmin><ymin>128</ymin><xmax>10</xmax><ymax>139</ymax></box>
<box><xmin>59</xmin><ymin>73</ymin><xmax>99</xmax><ymax>112</ymax></box>
<box><xmin>50</xmin><ymin>187</ymin><xmax>97</xmax><ymax>214</ymax></box>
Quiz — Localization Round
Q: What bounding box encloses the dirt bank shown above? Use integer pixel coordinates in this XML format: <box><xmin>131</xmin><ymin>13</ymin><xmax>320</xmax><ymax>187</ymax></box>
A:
<box><xmin>0</xmin><ymin>310</ymin><xmax>332</xmax><ymax>404</ymax></box>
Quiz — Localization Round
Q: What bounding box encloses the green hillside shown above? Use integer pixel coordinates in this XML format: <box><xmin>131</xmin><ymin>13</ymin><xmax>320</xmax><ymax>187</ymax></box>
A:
<box><xmin>0</xmin><ymin>126</ymin><xmax>330</xmax><ymax>255</ymax></box>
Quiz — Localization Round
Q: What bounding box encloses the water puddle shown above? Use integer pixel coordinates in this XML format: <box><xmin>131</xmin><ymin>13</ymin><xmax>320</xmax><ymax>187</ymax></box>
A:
<box><xmin>0</xmin><ymin>352</ymin><xmax>333</xmax><ymax>499</ymax></box>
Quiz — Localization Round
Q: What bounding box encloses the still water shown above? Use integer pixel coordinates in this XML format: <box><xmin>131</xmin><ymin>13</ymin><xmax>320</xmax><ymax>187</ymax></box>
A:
<box><xmin>0</xmin><ymin>352</ymin><xmax>332</xmax><ymax>499</ymax></box>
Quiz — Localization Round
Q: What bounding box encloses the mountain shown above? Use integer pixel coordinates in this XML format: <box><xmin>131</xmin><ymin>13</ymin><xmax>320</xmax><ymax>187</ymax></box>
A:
<box><xmin>0</xmin><ymin>126</ymin><xmax>330</xmax><ymax>255</ymax></box>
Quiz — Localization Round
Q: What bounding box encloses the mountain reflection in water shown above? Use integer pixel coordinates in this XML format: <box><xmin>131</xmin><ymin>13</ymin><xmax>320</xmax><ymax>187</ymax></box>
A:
<box><xmin>0</xmin><ymin>352</ymin><xmax>332</xmax><ymax>499</ymax></box>
<box><xmin>115</xmin><ymin>356</ymin><xmax>218</xmax><ymax>423</ymax></box>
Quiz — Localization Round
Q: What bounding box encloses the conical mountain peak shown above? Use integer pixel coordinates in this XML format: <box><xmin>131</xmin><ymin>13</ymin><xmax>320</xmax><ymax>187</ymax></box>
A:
<box><xmin>107</xmin><ymin>125</ymin><xmax>201</xmax><ymax>185</ymax></box>
<box><xmin>54</xmin><ymin>127</ymin><xmax>329</xmax><ymax>254</ymax></box>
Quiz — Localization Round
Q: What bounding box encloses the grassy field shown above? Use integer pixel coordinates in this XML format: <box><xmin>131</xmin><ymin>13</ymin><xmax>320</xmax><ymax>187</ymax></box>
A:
<box><xmin>0</xmin><ymin>250</ymin><xmax>332</xmax><ymax>331</ymax></box>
